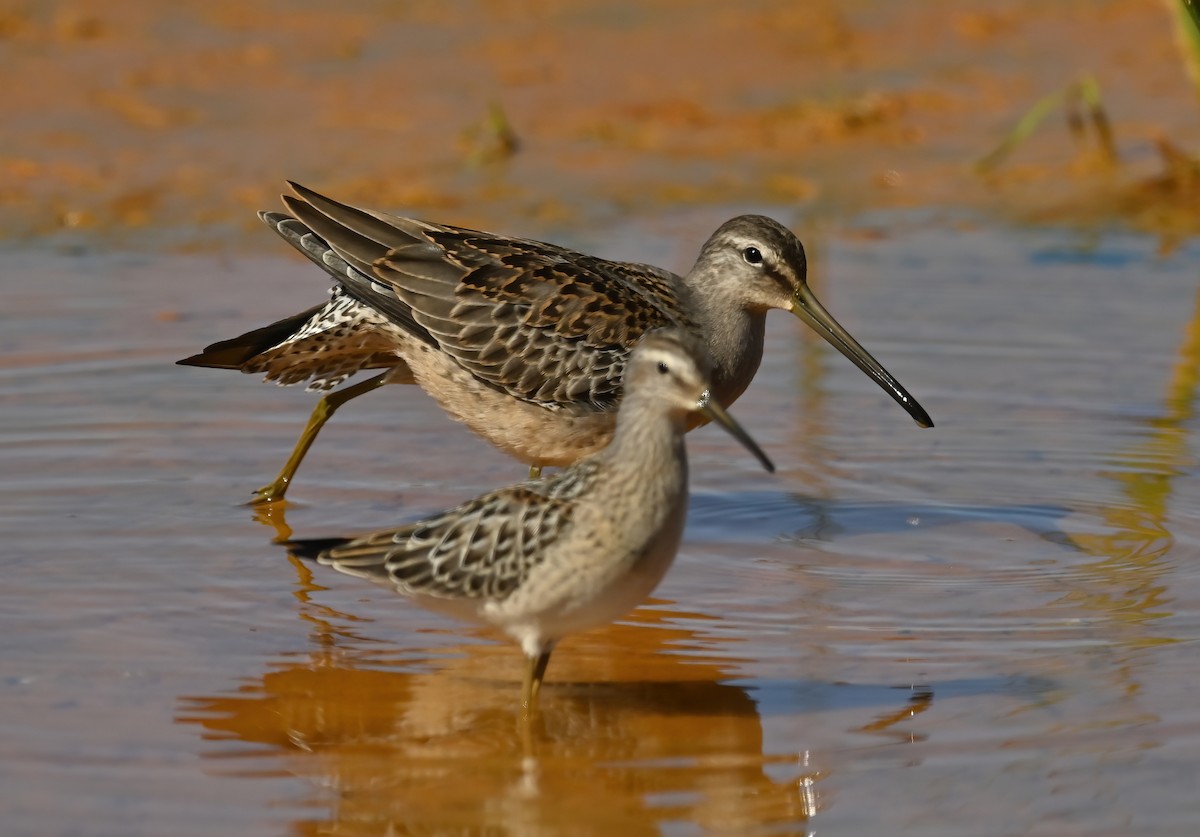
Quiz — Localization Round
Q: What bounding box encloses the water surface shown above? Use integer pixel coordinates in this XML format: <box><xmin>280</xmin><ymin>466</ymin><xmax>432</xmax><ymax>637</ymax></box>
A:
<box><xmin>4</xmin><ymin>222</ymin><xmax>1199</xmax><ymax>834</ymax></box>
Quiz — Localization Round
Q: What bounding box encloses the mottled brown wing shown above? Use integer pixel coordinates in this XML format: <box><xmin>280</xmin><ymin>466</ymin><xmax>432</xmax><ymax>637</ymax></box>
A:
<box><xmin>315</xmin><ymin>483</ymin><xmax>578</xmax><ymax>601</ymax></box>
<box><xmin>282</xmin><ymin>182</ymin><xmax>692</xmax><ymax>411</ymax></box>
<box><xmin>388</xmin><ymin>238</ymin><xmax>691</xmax><ymax>409</ymax></box>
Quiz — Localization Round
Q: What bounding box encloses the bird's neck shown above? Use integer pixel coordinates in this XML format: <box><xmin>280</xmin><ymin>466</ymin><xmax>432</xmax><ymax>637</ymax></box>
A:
<box><xmin>605</xmin><ymin>396</ymin><xmax>689</xmax><ymax>495</ymax></box>
<box><xmin>690</xmin><ymin>299</ymin><xmax>767</xmax><ymax>408</ymax></box>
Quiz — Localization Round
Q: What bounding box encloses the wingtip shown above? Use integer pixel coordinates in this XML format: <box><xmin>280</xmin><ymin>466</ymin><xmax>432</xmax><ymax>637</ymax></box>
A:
<box><xmin>280</xmin><ymin>181</ymin><xmax>331</xmax><ymax>220</ymax></box>
<box><xmin>285</xmin><ymin>180</ymin><xmax>315</xmax><ymax>200</ymax></box>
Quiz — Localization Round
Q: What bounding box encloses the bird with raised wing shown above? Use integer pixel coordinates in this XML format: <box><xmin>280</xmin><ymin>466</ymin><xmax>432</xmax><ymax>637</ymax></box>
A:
<box><xmin>180</xmin><ymin>182</ymin><xmax>931</xmax><ymax>502</ymax></box>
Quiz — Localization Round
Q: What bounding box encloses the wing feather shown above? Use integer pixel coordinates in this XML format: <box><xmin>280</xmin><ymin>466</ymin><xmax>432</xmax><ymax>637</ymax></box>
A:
<box><xmin>314</xmin><ymin>478</ymin><xmax>587</xmax><ymax>601</ymax></box>
<box><xmin>279</xmin><ymin>183</ymin><xmax>696</xmax><ymax>411</ymax></box>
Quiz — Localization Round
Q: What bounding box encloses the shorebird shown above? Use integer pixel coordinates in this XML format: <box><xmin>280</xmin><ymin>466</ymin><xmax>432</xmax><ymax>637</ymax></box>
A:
<box><xmin>285</xmin><ymin>329</ymin><xmax>775</xmax><ymax>710</ymax></box>
<box><xmin>180</xmin><ymin>182</ymin><xmax>932</xmax><ymax>502</ymax></box>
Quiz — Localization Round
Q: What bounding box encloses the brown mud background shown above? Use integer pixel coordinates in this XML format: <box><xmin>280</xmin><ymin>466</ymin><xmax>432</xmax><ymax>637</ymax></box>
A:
<box><xmin>3</xmin><ymin>0</ymin><xmax>1198</xmax><ymax>244</ymax></box>
<box><xmin>5</xmin><ymin>2</ymin><xmax>1200</xmax><ymax>835</ymax></box>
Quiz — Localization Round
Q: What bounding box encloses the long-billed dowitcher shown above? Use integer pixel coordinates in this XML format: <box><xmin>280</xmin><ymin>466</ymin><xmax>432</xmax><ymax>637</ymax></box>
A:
<box><xmin>180</xmin><ymin>182</ymin><xmax>931</xmax><ymax>502</ymax></box>
<box><xmin>285</xmin><ymin>329</ymin><xmax>774</xmax><ymax>710</ymax></box>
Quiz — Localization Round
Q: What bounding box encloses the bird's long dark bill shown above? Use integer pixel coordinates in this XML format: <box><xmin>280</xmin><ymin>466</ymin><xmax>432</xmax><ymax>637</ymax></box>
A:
<box><xmin>791</xmin><ymin>285</ymin><xmax>934</xmax><ymax>428</ymax></box>
<box><xmin>698</xmin><ymin>394</ymin><xmax>775</xmax><ymax>473</ymax></box>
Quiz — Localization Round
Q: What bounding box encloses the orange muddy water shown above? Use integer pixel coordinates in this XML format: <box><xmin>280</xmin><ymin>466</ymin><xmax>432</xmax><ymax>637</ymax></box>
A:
<box><xmin>4</xmin><ymin>2</ymin><xmax>1200</xmax><ymax>835</ymax></box>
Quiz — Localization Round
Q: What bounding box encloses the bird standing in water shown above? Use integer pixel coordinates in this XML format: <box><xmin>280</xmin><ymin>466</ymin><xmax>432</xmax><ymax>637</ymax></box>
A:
<box><xmin>286</xmin><ymin>329</ymin><xmax>775</xmax><ymax>710</ymax></box>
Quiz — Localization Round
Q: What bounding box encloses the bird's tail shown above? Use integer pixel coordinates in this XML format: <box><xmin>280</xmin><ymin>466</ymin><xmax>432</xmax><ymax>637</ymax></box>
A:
<box><xmin>175</xmin><ymin>302</ymin><xmax>325</xmax><ymax>369</ymax></box>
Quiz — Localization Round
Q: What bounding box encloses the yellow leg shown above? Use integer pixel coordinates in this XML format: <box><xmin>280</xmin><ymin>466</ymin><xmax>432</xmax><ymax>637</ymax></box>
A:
<box><xmin>520</xmin><ymin>648</ymin><xmax>553</xmax><ymax>713</ymax></box>
<box><xmin>251</xmin><ymin>372</ymin><xmax>390</xmax><ymax>504</ymax></box>
<box><xmin>528</xmin><ymin>465</ymin><xmax>543</xmax><ymax>479</ymax></box>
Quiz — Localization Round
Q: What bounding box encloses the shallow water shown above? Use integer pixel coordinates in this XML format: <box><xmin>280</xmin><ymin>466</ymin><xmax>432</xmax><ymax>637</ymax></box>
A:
<box><xmin>3</xmin><ymin>220</ymin><xmax>1199</xmax><ymax>835</ymax></box>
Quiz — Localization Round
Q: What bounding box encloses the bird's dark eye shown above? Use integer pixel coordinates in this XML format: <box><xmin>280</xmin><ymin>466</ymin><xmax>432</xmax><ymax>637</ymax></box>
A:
<box><xmin>743</xmin><ymin>246</ymin><xmax>763</xmax><ymax>265</ymax></box>
<box><xmin>656</xmin><ymin>362</ymin><xmax>669</xmax><ymax>375</ymax></box>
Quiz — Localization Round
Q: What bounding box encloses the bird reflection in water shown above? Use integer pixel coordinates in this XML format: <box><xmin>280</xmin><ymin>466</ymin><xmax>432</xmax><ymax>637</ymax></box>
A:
<box><xmin>176</xmin><ymin>517</ymin><xmax>936</xmax><ymax>834</ymax></box>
